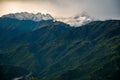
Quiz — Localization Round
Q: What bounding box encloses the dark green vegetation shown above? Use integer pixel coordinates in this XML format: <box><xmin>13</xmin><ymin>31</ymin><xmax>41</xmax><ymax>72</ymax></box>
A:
<box><xmin>0</xmin><ymin>65</ymin><xmax>29</xmax><ymax>80</ymax></box>
<box><xmin>0</xmin><ymin>18</ymin><xmax>120</xmax><ymax>80</ymax></box>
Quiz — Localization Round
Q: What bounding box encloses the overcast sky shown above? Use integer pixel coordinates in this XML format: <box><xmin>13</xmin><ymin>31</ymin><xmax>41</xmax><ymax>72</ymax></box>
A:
<box><xmin>0</xmin><ymin>0</ymin><xmax>120</xmax><ymax>19</ymax></box>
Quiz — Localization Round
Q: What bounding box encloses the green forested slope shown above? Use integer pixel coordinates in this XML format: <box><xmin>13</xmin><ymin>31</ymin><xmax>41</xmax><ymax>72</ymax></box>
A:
<box><xmin>0</xmin><ymin>20</ymin><xmax>120</xmax><ymax>80</ymax></box>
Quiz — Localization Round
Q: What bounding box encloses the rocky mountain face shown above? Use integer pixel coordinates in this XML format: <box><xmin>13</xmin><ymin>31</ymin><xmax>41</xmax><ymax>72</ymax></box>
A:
<box><xmin>0</xmin><ymin>14</ymin><xmax>120</xmax><ymax>80</ymax></box>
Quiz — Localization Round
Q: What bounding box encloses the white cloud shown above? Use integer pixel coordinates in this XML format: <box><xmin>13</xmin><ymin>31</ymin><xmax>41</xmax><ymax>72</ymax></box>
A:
<box><xmin>0</xmin><ymin>0</ymin><xmax>119</xmax><ymax>19</ymax></box>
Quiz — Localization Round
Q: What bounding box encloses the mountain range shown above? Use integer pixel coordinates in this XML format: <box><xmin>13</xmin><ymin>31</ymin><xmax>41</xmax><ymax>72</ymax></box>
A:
<box><xmin>2</xmin><ymin>12</ymin><xmax>95</xmax><ymax>27</ymax></box>
<box><xmin>2</xmin><ymin>12</ymin><xmax>54</xmax><ymax>21</ymax></box>
<box><xmin>0</xmin><ymin>13</ymin><xmax>120</xmax><ymax>80</ymax></box>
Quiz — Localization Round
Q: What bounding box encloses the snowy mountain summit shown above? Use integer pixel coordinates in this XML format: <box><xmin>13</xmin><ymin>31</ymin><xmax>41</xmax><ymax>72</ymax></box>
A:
<box><xmin>2</xmin><ymin>12</ymin><xmax>95</xmax><ymax>27</ymax></box>
<box><xmin>56</xmin><ymin>12</ymin><xmax>95</xmax><ymax>27</ymax></box>
<box><xmin>2</xmin><ymin>12</ymin><xmax>54</xmax><ymax>21</ymax></box>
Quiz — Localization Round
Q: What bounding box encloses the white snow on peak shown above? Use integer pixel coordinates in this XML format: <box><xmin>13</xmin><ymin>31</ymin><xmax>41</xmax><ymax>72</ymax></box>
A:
<box><xmin>2</xmin><ymin>12</ymin><xmax>96</xmax><ymax>27</ymax></box>
<box><xmin>56</xmin><ymin>12</ymin><xmax>95</xmax><ymax>27</ymax></box>
<box><xmin>2</xmin><ymin>12</ymin><xmax>54</xmax><ymax>21</ymax></box>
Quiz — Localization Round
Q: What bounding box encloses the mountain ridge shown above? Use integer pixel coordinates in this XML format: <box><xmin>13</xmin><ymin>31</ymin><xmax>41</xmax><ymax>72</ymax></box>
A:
<box><xmin>0</xmin><ymin>18</ymin><xmax>120</xmax><ymax>80</ymax></box>
<box><xmin>2</xmin><ymin>12</ymin><xmax>54</xmax><ymax>21</ymax></box>
<box><xmin>1</xmin><ymin>12</ymin><xmax>95</xmax><ymax>27</ymax></box>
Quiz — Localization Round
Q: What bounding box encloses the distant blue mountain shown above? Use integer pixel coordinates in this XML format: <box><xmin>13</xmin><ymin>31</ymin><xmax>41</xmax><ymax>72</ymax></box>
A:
<box><xmin>0</xmin><ymin>17</ymin><xmax>54</xmax><ymax>33</ymax></box>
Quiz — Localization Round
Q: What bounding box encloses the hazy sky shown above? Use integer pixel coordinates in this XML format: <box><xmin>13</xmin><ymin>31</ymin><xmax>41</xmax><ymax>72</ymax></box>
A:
<box><xmin>0</xmin><ymin>0</ymin><xmax>120</xmax><ymax>19</ymax></box>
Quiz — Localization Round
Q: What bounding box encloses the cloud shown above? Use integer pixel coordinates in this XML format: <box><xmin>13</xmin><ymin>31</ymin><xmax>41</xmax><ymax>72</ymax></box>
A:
<box><xmin>37</xmin><ymin>0</ymin><xmax>120</xmax><ymax>19</ymax></box>
<box><xmin>0</xmin><ymin>0</ymin><xmax>119</xmax><ymax>19</ymax></box>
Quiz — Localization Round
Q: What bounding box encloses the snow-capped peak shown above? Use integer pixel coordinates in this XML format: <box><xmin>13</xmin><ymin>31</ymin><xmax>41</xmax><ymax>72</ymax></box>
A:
<box><xmin>56</xmin><ymin>12</ymin><xmax>95</xmax><ymax>27</ymax></box>
<box><xmin>2</xmin><ymin>12</ymin><xmax>95</xmax><ymax>27</ymax></box>
<box><xmin>2</xmin><ymin>12</ymin><xmax>54</xmax><ymax>21</ymax></box>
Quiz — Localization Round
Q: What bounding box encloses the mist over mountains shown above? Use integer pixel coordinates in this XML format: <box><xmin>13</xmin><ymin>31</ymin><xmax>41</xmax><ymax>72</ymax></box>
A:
<box><xmin>56</xmin><ymin>12</ymin><xmax>95</xmax><ymax>26</ymax></box>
